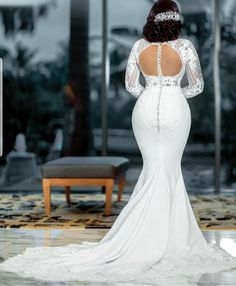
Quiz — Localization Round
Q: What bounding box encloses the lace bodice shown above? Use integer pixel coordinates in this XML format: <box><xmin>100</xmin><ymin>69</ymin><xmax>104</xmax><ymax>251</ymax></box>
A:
<box><xmin>125</xmin><ymin>37</ymin><xmax>204</xmax><ymax>99</ymax></box>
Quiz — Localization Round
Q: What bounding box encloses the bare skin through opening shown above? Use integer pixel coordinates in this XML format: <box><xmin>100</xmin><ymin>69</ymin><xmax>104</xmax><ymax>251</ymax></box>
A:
<box><xmin>138</xmin><ymin>44</ymin><xmax>182</xmax><ymax>77</ymax></box>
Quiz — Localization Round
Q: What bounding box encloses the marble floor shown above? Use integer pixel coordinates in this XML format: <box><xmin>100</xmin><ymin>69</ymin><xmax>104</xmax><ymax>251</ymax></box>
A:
<box><xmin>0</xmin><ymin>229</ymin><xmax>236</xmax><ymax>285</ymax></box>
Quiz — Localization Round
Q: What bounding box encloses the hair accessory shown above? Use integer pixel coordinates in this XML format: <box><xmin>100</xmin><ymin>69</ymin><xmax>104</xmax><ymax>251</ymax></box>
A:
<box><xmin>154</xmin><ymin>11</ymin><xmax>181</xmax><ymax>22</ymax></box>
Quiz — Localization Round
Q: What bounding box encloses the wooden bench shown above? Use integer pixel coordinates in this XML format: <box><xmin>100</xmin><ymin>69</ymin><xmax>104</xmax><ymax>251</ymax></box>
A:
<box><xmin>41</xmin><ymin>156</ymin><xmax>130</xmax><ymax>216</ymax></box>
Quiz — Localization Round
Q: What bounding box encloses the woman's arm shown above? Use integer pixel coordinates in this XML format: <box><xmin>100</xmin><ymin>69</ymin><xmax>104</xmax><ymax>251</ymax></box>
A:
<box><xmin>125</xmin><ymin>40</ymin><xmax>144</xmax><ymax>98</ymax></box>
<box><xmin>181</xmin><ymin>39</ymin><xmax>204</xmax><ymax>98</ymax></box>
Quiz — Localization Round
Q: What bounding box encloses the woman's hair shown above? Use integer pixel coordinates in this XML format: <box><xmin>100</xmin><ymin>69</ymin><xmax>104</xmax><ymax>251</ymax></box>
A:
<box><xmin>143</xmin><ymin>0</ymin><xmax>182</xmax><ymax>43</ymax></box>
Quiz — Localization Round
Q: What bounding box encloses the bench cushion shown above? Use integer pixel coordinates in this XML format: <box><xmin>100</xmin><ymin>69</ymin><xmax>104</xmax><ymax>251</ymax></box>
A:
<box><xmin>41</xmin><ymin>156</ymin><xmax>130</xmax><ymax>178</ymax></box>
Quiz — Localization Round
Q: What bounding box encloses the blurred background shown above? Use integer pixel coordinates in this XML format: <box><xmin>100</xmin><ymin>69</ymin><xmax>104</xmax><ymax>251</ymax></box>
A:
<box><xmin>0</xmin><ymin>0</ymin><xmax>235</xmax><ymax>194</ymax></box>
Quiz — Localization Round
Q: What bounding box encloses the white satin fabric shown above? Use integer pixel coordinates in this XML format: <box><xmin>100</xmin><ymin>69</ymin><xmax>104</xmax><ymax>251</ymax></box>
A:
<box><xmin>0</xmin><ymin>38</ymin><xmax>236</xmax><ymax>284</ymax></box>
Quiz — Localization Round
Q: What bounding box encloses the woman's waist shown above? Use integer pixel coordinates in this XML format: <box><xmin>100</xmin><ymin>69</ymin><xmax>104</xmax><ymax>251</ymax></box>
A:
<box><xmin>144</xmin><ymin>75</ymin><xmax>181</xmax><ymax>88</ymax></box>
<box><xmin>141</xmin><ymin>85</ymin><xmax>183</xmax><ymax>97</ymax></box>
<box><xmin>144</xmin><ymin>84</ymin><xmax>182</xmax><ymax>91</ymax></box>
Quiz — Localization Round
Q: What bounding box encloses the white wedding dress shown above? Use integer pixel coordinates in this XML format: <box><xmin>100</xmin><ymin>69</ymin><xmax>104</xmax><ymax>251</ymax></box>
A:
<box><xmin>1</xmin><ymin>37</ymin><xmax>236</xmax><ymax>285</ymax></box>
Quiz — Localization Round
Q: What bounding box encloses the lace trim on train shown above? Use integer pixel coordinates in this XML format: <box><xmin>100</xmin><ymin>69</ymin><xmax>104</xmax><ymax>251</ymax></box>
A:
<box><xmin>0</xmin><ymin>242</ymin><xmax>236</xmax><ymax>283</ymax></box>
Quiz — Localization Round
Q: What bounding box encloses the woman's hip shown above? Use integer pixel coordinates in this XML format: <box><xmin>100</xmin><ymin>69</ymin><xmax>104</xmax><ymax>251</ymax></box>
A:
<box><xmin>132</xmin><ymin>88</ymin><xmax>190</xmax><ymax>133</ymax></box>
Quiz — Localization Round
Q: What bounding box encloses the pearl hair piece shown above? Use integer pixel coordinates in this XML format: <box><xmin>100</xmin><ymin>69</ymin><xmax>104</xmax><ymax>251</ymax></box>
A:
<box><xmin>154</xmin><ymin>11</ymin><xmax>181</xmax><ymax>22</ymax></box>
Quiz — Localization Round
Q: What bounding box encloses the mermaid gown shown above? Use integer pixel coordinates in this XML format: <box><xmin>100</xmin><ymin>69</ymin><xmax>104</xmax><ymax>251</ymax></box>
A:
<box><xmin>0</xmin><ymin>37</ymin><xmax>236</xmax><ymax>284</ymax></box>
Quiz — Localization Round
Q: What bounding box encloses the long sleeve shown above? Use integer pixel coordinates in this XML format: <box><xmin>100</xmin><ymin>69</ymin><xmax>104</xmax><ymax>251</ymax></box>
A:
<box><xmin>125</xmin><ymin>41</ymin><xmax>144</xmax><ymax>98</ymax></box>
<box><xmin>181</xmin><ymin>39</ymin><xmax>204</xmax><ymax>99</ymax></box>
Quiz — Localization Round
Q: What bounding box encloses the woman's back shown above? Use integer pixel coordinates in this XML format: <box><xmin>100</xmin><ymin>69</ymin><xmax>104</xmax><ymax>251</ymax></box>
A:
<box><xmin>125</xmin><ymin>37</ymin><xmax>204</xmax><ymax>99</ymax></box>
<box><xmin>138</xmin><ymin>40</ymin><xmax>182</xmax><ymax>77</ymax></box>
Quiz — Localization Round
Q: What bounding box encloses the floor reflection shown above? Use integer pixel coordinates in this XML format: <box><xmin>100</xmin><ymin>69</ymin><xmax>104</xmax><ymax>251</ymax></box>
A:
<box><xmin>0</xmin><ymin>229</ymin><xmax>236</xmax><ymax>285</ymax></box>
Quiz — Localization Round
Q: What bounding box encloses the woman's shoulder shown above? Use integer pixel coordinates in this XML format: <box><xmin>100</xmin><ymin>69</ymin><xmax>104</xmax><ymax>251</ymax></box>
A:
<box><xmin>129</xmin><ymin>38</ymin><xmax>148</xmax><ymax>54</ymax></box>
<box><xmin>133</xmin><ymin>38</ymin><xmax>145</xmax><ymax>46</ymax></box>
<box><xmin>177</xmin><ymin>37</ymin><xmax>199</xmax><ymax>62</ymax></box>
<box><xmin>179</xmin><ymin>37</ymin><xmax>196</xmax><ymax>49</ymax></box>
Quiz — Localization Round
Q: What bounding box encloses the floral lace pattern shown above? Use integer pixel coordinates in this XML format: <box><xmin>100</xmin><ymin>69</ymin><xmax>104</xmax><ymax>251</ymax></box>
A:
<box><xmin>125</xmin><ymin>37</ymin><xmax>204</xmax><ymax>99</ymax></box>
<box><xmin>145</xmin><ymin>75</ymin><xmax>179</xmax><ymax>87</ymax></box>
<box><xmin>0</xmin><ymin>240</ymin><xmax>236</xmax><ymax>283</ymax></box>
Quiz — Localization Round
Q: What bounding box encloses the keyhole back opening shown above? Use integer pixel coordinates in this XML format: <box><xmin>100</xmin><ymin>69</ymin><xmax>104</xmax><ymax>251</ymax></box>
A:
<box><xmin>138</xmin><ymin>44</ymin><xmax>183</xmax><ymax>77</ymax></box>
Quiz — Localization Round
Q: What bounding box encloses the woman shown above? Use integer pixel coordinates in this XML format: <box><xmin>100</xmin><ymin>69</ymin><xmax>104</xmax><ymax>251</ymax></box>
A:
<box><xmin>1</xmin><ymin>0</ymin><xmax>236</xmax><ymax>284</ymax></box>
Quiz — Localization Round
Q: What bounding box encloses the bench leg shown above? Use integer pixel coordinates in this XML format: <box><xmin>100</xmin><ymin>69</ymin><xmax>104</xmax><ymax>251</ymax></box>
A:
<box><xmin>43</xmin><ymin>179</ymin><xmax>51</xmax><ymax>216</ymax></box>
<box><xmin>105</xmin><ymin>179</ymin><xmax>114</xmax><ymax>216</ymax></box>
<box><xmin>64</xmin><ymin>186</ymin><xmax>71</xmax><ymax>206</ymax></box>
<box><xmin>117</xmin><ymin>176</ymin><xmax>125</xmax><ymax>202</ymax></box>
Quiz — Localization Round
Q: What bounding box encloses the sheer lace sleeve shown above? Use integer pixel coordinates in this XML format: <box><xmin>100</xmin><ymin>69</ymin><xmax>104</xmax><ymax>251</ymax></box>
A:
<box><xmin>125</xmin><ymin>40</ymin><xmax>144</xmax><ymax>98</ymax></box>
<box><xmin>181</xmin><ymin>39</ymin><xmax>204</xmax><ymax>99</ymax></box>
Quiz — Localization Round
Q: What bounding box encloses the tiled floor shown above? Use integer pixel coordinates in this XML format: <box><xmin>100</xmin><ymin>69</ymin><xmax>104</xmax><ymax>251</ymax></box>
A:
<box><xmin>0</xmin><ymin>229</ymin><xmax>236</xmax><ymax>285</ymax></box>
